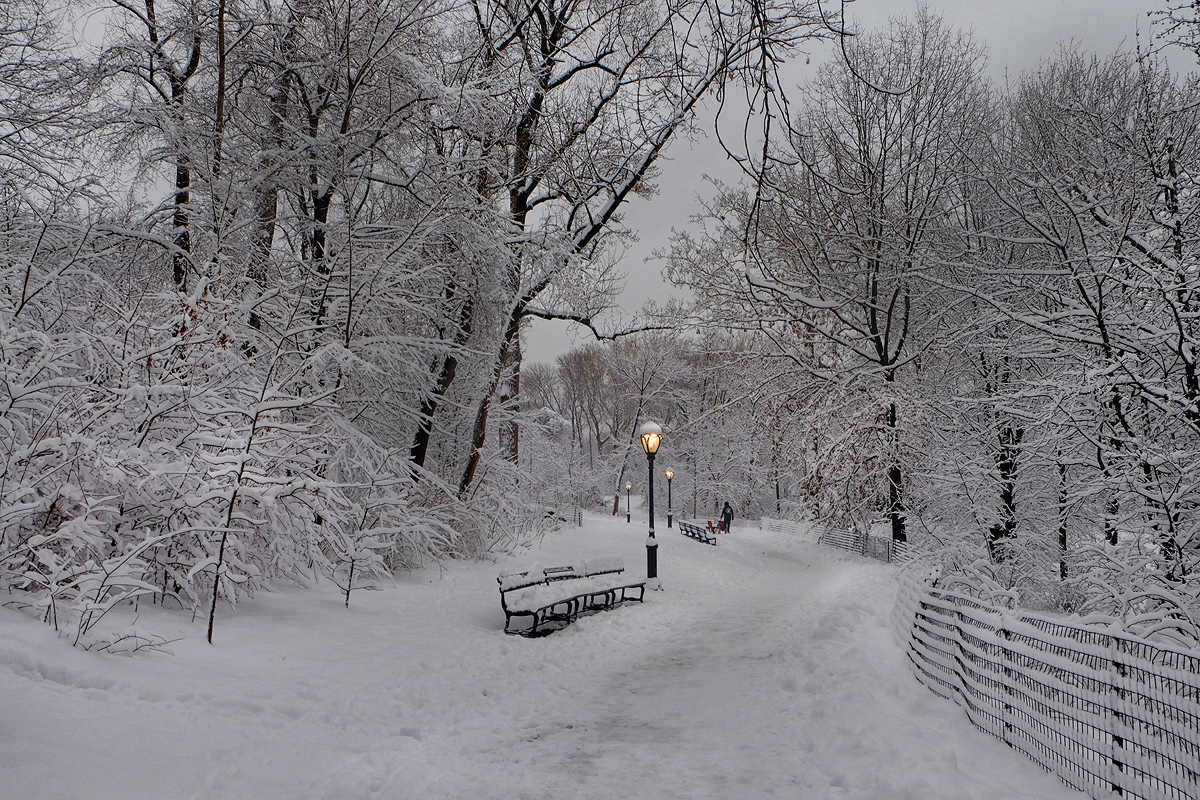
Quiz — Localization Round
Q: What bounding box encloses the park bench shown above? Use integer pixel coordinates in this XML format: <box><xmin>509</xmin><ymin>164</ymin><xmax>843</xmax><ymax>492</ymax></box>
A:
<box><xmin>677</xmin><ymin>520</ymin><xmax>718</xmax><ymax>546</ymax></box>
<box><xmin>497</xmin><ymin>556</ymin><xmax>646</xmax><ymax>637</ymax></box>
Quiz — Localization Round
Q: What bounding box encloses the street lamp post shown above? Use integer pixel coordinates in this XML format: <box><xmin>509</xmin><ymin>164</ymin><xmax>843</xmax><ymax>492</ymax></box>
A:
<box><xmin>625</xmin><ymin>482</ymin><xmax>632</xmax><ymax>523</ymax></box>
<box><xmin>639</xmin><ymin>422</ymin><xmax>663</xmax><ymax>587</ymax></box>
<box><xmin>665</xmin><ymin>470</ymin><xmax>674</xmax><ymax>528</ymax></box>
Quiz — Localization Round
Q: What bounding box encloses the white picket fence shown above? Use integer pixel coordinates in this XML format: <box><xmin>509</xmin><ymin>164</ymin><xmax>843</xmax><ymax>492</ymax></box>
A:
<box><xmin>895</xmin><ymin>570</ymin><xmax>1200</xmax><ymax>800</ymax></box>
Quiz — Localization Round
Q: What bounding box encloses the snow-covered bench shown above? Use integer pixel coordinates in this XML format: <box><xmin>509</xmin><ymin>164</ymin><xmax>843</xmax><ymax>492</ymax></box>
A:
<box><xmin>497</xmin><ymin>556</ymin><xmax>646</xmax><ymax>637</ymax></box>
<box><xmin>677</xmin><ymin>521</ymin><xmax>718</xmax><ymax>546</ymax></box>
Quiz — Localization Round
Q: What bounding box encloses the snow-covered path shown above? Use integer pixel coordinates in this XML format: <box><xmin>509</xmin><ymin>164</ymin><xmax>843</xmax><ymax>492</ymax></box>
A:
<box><xmin>448</xmin><ymin>536</ymin><xmax>857</xmax><ymax>798</ymax></box>
<box><xmin>394</xmin><ymin>523</ymin><xmax>1077</xmax><ymax>800</ymax></box>
<box><xmin>2</xmin><ymin>515</ymin><xmax>1082</xmax><ymax>799</ymax></box>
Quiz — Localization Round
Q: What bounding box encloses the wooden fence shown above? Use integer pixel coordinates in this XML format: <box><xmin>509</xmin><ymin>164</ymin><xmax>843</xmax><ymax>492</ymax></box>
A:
<box><xmin>895</xmin><ymin>571</ymin><xmax>1200</xmax><ymax>800</ymax></box>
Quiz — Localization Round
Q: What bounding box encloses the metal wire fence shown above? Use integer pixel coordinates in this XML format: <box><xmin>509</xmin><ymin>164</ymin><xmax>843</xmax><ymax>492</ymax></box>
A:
<box><xmin>895</xmin><ymin>571</ymin><xmax>1200</xmax><ymax>800</ymax></box>
<box><xmin>760</xmin><ymin>517</ymin><xmax>817</xmax><ymax>539</ymax></box>
<box><xmin>758</xmin><ymin>518</ymin><xmax>911</xmax><ymax>564</ymax></box>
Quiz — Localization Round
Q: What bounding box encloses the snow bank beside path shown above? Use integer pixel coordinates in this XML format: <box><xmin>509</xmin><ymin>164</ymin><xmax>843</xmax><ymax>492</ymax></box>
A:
<box><xmin>1</xmin><ymin>515</ymin><xmax>1081</xmax><ymax>799</ymax></box>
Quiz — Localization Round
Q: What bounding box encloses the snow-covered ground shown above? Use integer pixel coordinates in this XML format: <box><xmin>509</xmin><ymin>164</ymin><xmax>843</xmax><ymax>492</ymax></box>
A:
<box><xmin>1</xmin><ymin>513</ymin><xmax>1083</xmax><ymax>800</ymax></box>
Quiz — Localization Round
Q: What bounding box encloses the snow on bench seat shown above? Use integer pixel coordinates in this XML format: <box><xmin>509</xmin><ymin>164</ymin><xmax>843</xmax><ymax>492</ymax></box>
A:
<box><xmin>498</xmin><ymin>565</ymin><xmax>545</xmax><ymax>593</ymax></box>
<box><xmin>497</xmin><ymin>557</ymin><xmax>646</xmax><ymax>636</ymax></box>
<box><xmin>502</xmin><ymin>574</ymin><xmax>633</xmax><ymax>613</ymax></box>
<box><xmin>583</xmin><ymin>555</ymin><xmax>624</xmax><ymax>576</ymax></box>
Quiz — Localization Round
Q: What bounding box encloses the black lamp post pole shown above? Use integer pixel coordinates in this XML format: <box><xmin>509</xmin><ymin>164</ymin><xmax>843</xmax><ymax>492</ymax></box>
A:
<box><xmin>666</xmin><ymin>475</ymin><xmax>673</xmax><ymax>528</ymax></box>
<box><xmin>626</xmin><ymin>484</ymin><xmax>631</xmax><ymax>524</ymax></box>
<box><xmin>647</xmin><ymin>451</ymin><xmax>657</xmax><ymax>580</ymax></box>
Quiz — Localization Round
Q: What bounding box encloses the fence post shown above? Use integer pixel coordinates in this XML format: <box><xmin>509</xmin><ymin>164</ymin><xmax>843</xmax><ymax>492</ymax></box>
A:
<box><xmin>1109</xmin><ymin>637</ymin><xmax>1126</xmax><ymax>796</ymax></box>
<box><xmin>1000</xmin><ymin>625</ymin><xmax>1014</xmax><ymax>747</ymax></box>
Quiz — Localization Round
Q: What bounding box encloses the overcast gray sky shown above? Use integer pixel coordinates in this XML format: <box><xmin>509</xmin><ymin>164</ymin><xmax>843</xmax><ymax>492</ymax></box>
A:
<box><xmin>524</xmin><ymin>0</ymin><xmax>1184</xmax><ymax>366</ymax></box>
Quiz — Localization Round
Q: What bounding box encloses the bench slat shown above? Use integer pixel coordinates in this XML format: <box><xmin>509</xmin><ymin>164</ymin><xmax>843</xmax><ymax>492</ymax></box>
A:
<box><xmin>497</xmin><ymin>556</ymin><xmax>645</xmax><ymax>636</ymax></box>
<box><xmin>543</xmin><ymin>565</ymin><xmax>581</xmax><ymax>581</ymax></box>
<box><xmin>678</xmin><ymin>521</ymin><xmax>718</xmax><ymax>546</ymax></box>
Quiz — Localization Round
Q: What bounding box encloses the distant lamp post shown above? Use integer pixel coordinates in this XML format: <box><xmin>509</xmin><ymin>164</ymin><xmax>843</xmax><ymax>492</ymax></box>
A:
<box><xmin>625</xmin><ymin>481</ymin><xmax>632</xmax><ymax>523</ymax></box>
<box><xmin>640</xmin><ymin>421</ymin><xmax>663</xmax><ymax>586</ymax></box>
<box><xmin>665</xmin><ymin>470</ymin><xmax>674</xmax><ymax>528</ymax></box>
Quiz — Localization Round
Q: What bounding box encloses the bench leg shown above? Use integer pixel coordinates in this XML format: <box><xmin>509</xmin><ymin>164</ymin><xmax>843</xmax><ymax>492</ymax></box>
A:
<box><xmin>585</xmin><ymin>591</ymin><xmax>613</xmax><ymax>611</ymax></box>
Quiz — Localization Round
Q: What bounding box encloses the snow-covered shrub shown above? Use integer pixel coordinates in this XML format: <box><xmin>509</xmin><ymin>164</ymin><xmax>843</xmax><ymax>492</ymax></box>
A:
<box><xmin>1067</xmin><ymin>541</ymin><xmax>1200</xmax><ymax>648</ymax></box>
<box><xmin>450</xmin><ymin>453</ymin><xmax>559</xmax><ymax>560</ymax></box>
<box><xmin>319</xmin><ymin>426</ymin><xmax>458</xmax><ymax>604</ymax></box>
<box><xmin>0</xmin><ymin>204</ymin><xmax>499</xmax><ymax>641</ymax></box>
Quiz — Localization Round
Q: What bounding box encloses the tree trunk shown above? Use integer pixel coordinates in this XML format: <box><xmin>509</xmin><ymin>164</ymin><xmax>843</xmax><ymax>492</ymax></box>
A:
<box><xmin>499</xmin><ymin>333</ymin><xmax>520</xmax><ymax>462</ymax></box>
<box><xmin>1057</xmin><ymin>459</ymin><xmax>1068</xmax><ymax>580</ymax></box>
<box><xmin>409</xmin><ymin>354</ymin><xmax>458</xmax><ymax>470</ymax></box>
<box><xmin>986</xmin><ymin>426</ymin><xmax>1023</xmax><ymax>562</ymax></box>
<box><xmin>143</xmin><ymin>0</ymin><xmax>200</xmax><ymax>291</ymax></box>
<box><xmin>172</xmin><ymin>158</ymin><xmax>191</xmax><ymax>291</ymax></box>
<box><xmin>250</xmin><ymin>8</ymin><xmax>302</xmax><ymax>286</ymax></box>
<box><xmin>458</xmin><ymin>309</ymin><xmax>522</xmax><ymax>497</ymax></box>
<box><xmin>886</xmin><ymin>400</ymin><xmax>906</xmax><ymax>543</ymax></box>
<box><xmin>410</xmin><ymin>291</ymin><xmax>473</xmax><ymax>471</ymax></box>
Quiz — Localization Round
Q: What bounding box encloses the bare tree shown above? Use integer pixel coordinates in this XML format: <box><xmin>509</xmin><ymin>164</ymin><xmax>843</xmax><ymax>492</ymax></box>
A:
<box><xmin>979</xmin><ymin>46</ymin><xmax>1200</xmax><ymax>580</ymax></box>
<box><xmin>450</xmin><ymin>0</ymin><xmax>833</xmax><ymax>498</ymax></box>
<box><xmin>671</xmin><ymin>11</ymin><xmax>990</xmax><ymax>542</ymax></box>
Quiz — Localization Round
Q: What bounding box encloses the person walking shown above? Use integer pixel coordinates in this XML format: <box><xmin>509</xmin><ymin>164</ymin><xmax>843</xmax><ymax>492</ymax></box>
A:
<box><xmin>720</xmin><ymin>501</ymin><xmax>734</xmax><ymax>533</ymax></box>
